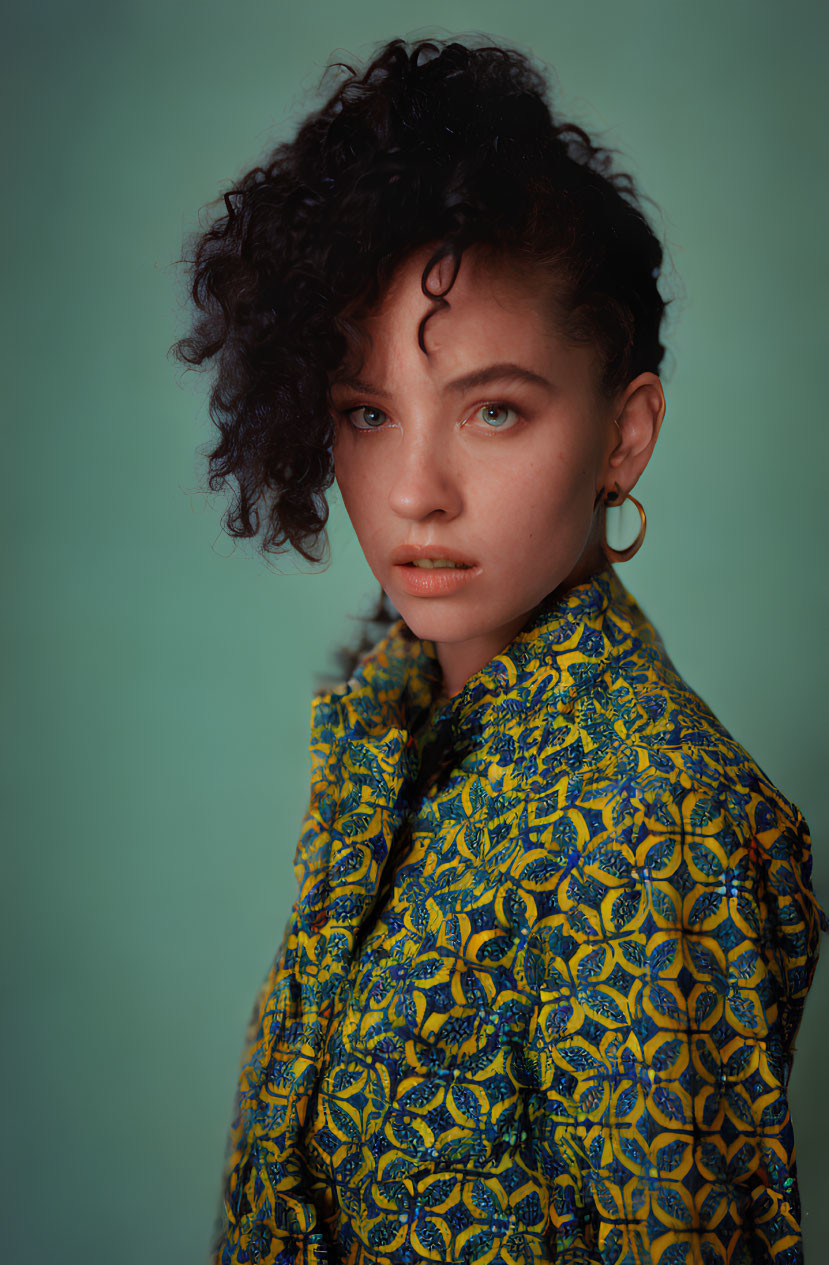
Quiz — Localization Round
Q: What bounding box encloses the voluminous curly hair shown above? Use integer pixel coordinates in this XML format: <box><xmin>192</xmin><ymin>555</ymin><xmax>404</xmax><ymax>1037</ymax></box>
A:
<box><xmin>171</xmin><ymin>34</ymin><xmax>670</xmax><ymax>686</ymax></box>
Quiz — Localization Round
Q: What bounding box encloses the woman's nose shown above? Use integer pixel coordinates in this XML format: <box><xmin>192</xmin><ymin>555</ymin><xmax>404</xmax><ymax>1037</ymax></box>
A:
<box><xmin>386</xmin><ymin>433</ymin><xmax>463</xmax><ymax>521</ymax></box>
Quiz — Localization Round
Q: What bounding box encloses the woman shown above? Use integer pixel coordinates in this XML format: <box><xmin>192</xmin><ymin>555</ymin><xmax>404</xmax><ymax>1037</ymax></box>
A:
<box><xmin>173</xmin><ymin>36</ymin><xmax>827</xmax><ymax>1265</ymax></box>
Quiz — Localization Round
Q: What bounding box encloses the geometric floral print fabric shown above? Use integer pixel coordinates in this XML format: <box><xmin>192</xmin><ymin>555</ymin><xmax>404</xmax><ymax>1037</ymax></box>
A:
<box><xmin>211</xmin><ymin>565</ymin><xmax>827</xmax><ymax>1265</ymax></box>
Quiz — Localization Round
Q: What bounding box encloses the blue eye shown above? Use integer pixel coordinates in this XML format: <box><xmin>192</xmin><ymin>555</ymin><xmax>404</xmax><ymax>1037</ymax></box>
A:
<box><xmin>346</xmin><ymin>406</ymin><xmax>387</xmax><ymax>430</ymax></box>
<box><xmin>478</xmin><ymin>403</ymin><xmax>517</xmax><ymax>429</ymax></box>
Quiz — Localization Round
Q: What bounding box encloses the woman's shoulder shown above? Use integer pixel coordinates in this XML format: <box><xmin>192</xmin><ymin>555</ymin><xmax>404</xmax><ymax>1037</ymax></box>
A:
<box><xmin>578</xmin><ymin>593</ymin><xmax>809</xmax><ymax>846</ymax></box>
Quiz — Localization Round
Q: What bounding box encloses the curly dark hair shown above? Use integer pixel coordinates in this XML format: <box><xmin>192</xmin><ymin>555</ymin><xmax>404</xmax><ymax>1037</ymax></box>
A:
<box><xmin>171</xmin><ymin>34</ymin><xmax>671</xmax><ymax>689</ymax></box>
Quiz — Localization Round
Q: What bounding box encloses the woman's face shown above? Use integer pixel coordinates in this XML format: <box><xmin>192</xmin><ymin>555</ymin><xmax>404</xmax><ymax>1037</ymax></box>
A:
<box><xmin>330</xmin><ymin>244</ymin><xmax>663</xmax><ymax>698</ymax></box>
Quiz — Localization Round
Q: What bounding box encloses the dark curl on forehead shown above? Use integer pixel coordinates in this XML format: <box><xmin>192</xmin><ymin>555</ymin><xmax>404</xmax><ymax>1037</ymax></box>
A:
<box><xmin>172</xmin><ymin>36</ymin><xmax>669</xmax><ymax>568</ymax></box>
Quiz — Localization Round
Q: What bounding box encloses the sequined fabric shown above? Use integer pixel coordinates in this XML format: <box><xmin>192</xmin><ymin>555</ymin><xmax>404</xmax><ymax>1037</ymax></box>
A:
<box><xmin>211</xmin><ymin>564</ymin><xmax>827</xmax><ymax>1265</ymax></box>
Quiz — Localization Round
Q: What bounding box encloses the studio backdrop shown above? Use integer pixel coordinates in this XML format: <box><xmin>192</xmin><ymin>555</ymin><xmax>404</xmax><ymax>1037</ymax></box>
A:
<box><xmin>4</xmin><ymin>1</ymin><xmax>827</xmax><ymax>1261</ymax></box>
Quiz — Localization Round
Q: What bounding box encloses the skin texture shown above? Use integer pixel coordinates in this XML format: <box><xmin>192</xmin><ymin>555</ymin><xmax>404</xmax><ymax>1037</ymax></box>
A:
<box><xmin>330</xmin><ymin>244</ymin><xmax>666</xmax><ymax>699</ymax></box>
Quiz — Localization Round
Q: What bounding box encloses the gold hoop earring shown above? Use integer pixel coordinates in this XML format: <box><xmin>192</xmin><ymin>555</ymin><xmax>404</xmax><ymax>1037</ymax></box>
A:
<box><xmin>602</xmin><ymin>482</ymin><xmax>646</xmax><ymax>562</ymax></box>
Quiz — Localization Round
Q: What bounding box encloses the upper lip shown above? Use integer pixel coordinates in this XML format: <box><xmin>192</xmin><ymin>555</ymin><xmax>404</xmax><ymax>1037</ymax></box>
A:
<box><xmin>391</xmin><ymin>543</ymin><xmax>478</xmax><ymax>566</ymax></box>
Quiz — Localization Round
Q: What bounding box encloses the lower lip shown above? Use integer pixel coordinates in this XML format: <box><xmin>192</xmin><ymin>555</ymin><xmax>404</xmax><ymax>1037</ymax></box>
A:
<box><xmin>393</xmin><ymin>563</ymin><xmax>481</xmax><ymax>596</ymax></box>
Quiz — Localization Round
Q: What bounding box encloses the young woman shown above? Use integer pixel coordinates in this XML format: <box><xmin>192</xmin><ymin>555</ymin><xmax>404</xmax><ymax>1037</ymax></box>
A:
<box><xmin>173</xmin><ymin>36</ymin><xmax>827</xmax><ymax>1265</ymax></box>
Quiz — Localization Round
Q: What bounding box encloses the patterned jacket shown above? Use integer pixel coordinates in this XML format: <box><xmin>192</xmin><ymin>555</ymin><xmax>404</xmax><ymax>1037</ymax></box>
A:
<box><xmin>211</xmin><ymin>564</ymin><xmax>827</xmax><ymax>1265</ymax></box>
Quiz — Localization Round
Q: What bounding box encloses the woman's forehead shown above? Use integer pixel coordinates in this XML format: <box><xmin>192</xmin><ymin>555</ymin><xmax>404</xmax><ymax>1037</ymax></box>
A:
<box><xmin>326</xmin><ymin>243</ymin><xmax>607</xmax><ymax>397</ymax></box>
<box><xmin>339</xmin><ymin>250</ymin><xmax>559</xmax><ymax>356</ymax></box>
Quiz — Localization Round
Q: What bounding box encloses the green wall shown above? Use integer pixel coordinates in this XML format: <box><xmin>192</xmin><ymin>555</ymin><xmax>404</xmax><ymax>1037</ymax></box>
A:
<box><xmin>4</xmin><ymin>1</ymin><xmax>827</xmax><ymax>1259</ymax></box>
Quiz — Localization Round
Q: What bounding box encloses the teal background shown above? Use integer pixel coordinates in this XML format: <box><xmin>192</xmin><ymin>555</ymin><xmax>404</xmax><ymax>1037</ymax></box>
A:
<box><xmin>4</xmin><ymin>1</ymin><xmax>827</xmax><ymax>1260</ymax></box>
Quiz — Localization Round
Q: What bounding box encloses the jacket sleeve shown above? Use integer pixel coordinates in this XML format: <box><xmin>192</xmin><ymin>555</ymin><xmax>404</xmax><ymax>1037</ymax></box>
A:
<box><xmin>529</xmin><ymin>777</ymin><xmax>828</xmax><ymax>1264</ymax></box>
<box><xmin>208</xmin><ymin>705</ymin><xmax>347</xmax><ymax>1265</ymax></box>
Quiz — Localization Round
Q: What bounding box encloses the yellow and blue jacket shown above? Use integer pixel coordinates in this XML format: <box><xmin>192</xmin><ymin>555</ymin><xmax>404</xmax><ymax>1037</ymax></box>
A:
<box><xmin>212</xmin><ymin>564</ymin><xmax>827</xmax><ymax>1265</ymax></box>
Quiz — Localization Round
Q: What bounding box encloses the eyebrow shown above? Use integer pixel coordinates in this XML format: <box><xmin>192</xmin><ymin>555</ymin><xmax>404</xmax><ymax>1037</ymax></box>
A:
<box><xmin>331</xmin><ymin>362</ymin><xmax>554</xmax><ymax>398</ymax></box>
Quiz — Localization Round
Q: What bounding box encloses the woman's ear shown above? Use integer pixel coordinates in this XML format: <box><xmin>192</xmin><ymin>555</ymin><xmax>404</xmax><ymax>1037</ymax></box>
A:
<box><xmin>604</xmin><ymin>373</ymin><xmax>666</xmax><ymax>491</ymax></box>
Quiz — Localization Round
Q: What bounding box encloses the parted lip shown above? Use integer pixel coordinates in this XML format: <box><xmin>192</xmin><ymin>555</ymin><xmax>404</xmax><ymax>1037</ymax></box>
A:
<box><xmin>391</xmin><ymin>543</ymin><xmax>478</xmax><ymax>567</ymax></box>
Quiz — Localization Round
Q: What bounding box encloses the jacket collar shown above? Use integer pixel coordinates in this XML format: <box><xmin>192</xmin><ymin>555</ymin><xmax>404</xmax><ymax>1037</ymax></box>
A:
<box><xmin>310</xmin><ymin>560</ymin><xmax>653</xmax><ymax>754</ymax></box>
